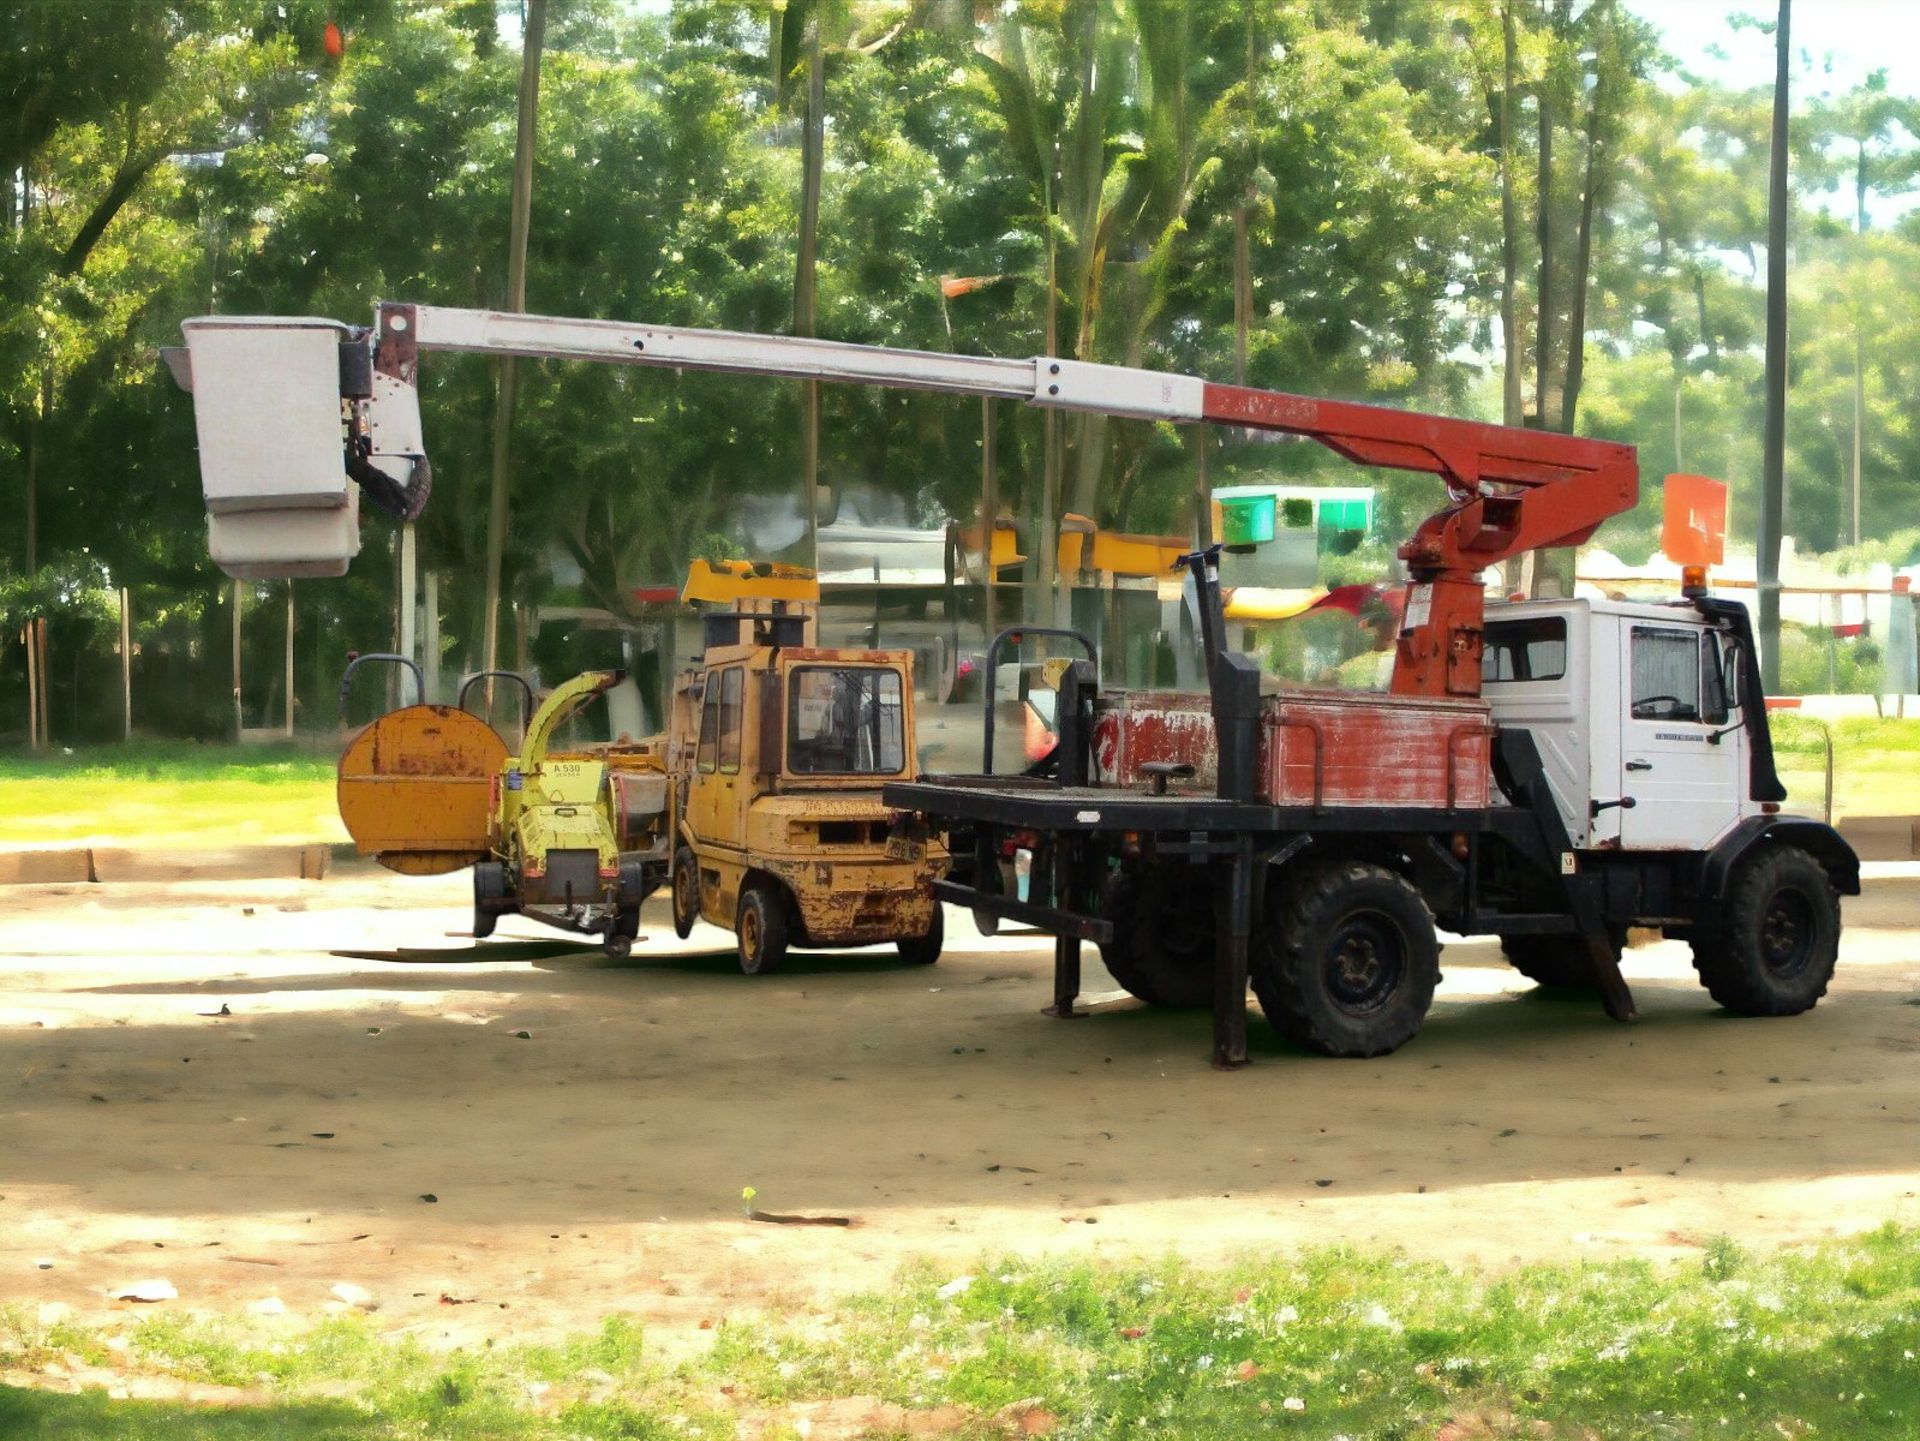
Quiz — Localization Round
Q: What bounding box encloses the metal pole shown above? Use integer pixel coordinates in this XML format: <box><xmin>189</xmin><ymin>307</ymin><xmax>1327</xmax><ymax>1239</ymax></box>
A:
<box><xmin>424</xmin><ymin>570</ymin><xmax>442</xmax><ymax>705</ymax></box>
<box><xmin>231</xmin><ymin>579</ymin><xmax>244</xmax><ymax>738</ymax></box>
<box><xmin>120</xmin><ymin>587</ymin><xmax>132</xmax><ymax>740</ymax></box>
<box><xmin>1757</xmin><ymin>0</ymin><xmax>1791</xmax><ymax>693</ymax></box>
<box><xmin>35</xmin><ymin>617</ymin><xmax>48</xmax><ymax>749</ymax></box>
<box><xmin>399</xmin><ymin>521</ymin><xmax>417</xmax><ymax>675</ymax></box>
<box><xmin>284</xmin><ymin>582</ymin><xmax>296</xmax><ymax>737</ymax></box>
<box><xmin>23</xmin><ymin>623</ymin><xmax>38</xmax><ymax>753</ymax></box>
<box><xmin>981</xmin><ymin>397</ymin><xmax>997</xmax><ymax>647</ymax></box>
<box><xmin>481</xmin><ymin>0</ymin><xmax>546</xmax><ymax>691</ymax></box>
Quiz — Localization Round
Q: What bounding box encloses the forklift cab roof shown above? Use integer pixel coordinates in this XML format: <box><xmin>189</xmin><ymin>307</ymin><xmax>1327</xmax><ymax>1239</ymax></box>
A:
<box><xmin>702</xmin><ymin>610</ymin><xmax>808</xmax><ymax>654</ymax></box>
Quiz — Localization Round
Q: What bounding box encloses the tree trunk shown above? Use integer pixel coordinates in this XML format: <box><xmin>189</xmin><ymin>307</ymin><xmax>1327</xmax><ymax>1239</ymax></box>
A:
<box><xmin>481</xmin><ymin>0</ymin><xmax>546</xmax><ymax>684</ymax></box>
<box><xmin>1498</xmin><ymin>5</ymin><xmax>1523</xmax><ymax>428</ymax></box>
<box><xmin>1693</xmin><ymin>268</ymin><xmax>1716</xmax><ymax>364</ymax></box>
<box><xmin>1757</xmin><ymin>0</ymin><xmax>1792</xmax><ymax>692</ymax></box>
<box><xmin>1852</xmin><ymin>140</ymin><xmax>1866</xmax><ymax>548</ymax></box>
<box><xmin>1559</xmin><ymin>7</ymin><xmax>1608</xmax><ymax>435</ymax></box>
<box><xmin>795</xmin><ymin>16</ymin><xmax>825</xmax><ymax>570</ymax></box>
<box><xmin>1852</xmin><ymin>325</ymin><xmax>1864</xmax><ymax>546</ymax></box>
<box><xmin>1533</xmin><ymin>71</ymin><xmax>1553</xmax><ymax>429</ymax></box>
<box><xmin>59</xmin><ymin>150</ymin><xmax>162</xmax><ymax>276</ymax></box>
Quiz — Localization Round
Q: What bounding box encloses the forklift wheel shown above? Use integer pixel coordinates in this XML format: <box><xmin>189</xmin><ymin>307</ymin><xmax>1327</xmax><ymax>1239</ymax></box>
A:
<box><xmin>897</xmin><ymin>904</ymin><xmax>944</xmax><ymax>965</ymax></box>
<box><xmin>671</xmin><ymin>846</ymin><xmax>699</xmax><ymax>941</ymax></box>
<box><xmin>472</xmin><ymin>862</ymin><xmax>507</xmax><ymax>940</ymax></box>
<box><xmin>736</xmin><ymin>882</ymin><xmax>789</xmax><ymax>975</ymax></box>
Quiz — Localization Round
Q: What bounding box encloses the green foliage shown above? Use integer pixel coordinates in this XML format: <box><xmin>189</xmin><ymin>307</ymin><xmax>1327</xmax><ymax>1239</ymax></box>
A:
<box><xmin>10</xmin><ymin>1230</ymin><xmax>1920</xmax><ymax>1437</ymax></box>
<box><xmin>7</xmin><ymin>1</ymin><xmax>1920</xmax><ymax>737</ymax></box>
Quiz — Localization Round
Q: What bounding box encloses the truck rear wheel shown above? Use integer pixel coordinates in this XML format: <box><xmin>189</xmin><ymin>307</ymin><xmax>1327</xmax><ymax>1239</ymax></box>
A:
<box><xmin>897</xmin><ymin>904</ymin><xmax>944</xmax><ymax>965</ymax></box>
<box><xmin>1096</xmin><ymin>870</ymin><xmax>1215</xmax><ymax>1009</ymax></box>
<box><xmin>1253</xmin><ymin>860</ymin><xmax>1438</xmax><ymax>1057</ymax></box>
<box><xmin>1690</xmin><ymin>845</ymin><xmax>1839</xmax><ymax>1015</ymax></box>
<box><xmin>736</xmin><ymin>881</ymin><xmax>789</xmax><ymax>976</ymax></box>
<box><xmin>671</xmin><ymin>846</ymin><xmax>699</xmax><ymax>940</ymax></box>
<box><xmin>1499</xmin><ymin>929</ymin><xmax>1626</xmax><ymax>989</ymax></box>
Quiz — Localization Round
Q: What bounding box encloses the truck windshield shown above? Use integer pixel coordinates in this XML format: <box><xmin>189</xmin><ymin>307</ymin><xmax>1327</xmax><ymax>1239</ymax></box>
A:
<box><xmin>787</xmin><ymin>667</ymin><xmax>905</xmax><ymax>775</ymax></box>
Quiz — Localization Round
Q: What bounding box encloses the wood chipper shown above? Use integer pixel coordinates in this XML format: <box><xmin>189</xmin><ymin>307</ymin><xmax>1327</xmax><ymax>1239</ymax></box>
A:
<box><xmin>337</xmin><ymin>661</ymin><xmax>670</xmax><ymax>955</ymax></box>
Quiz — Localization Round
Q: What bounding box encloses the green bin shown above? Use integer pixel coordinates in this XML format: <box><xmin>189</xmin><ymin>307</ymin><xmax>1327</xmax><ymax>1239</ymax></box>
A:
<box><xmin>1217</xmin><ymin>494</ymin><xmax>1275</xmax><ymax>547</ymax></box>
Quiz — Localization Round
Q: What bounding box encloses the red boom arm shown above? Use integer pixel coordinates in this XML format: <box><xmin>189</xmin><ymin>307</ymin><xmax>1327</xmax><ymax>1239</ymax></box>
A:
<box><xmin>1202</xmin><ymin>383</ymin><xmax>1639</xmax><ymax>697</ymax></box>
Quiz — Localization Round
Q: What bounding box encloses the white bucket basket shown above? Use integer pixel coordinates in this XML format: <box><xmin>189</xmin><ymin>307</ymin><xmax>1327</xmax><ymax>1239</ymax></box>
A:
<box><xmin>208</xmin><ymin>489</ymin><xmax>362</xmax><ymax>580</ymax></box>
<box><xmin>179</xmin><ymin>316</ymin><xmax>362</xmax><ymax>577</ymax></box>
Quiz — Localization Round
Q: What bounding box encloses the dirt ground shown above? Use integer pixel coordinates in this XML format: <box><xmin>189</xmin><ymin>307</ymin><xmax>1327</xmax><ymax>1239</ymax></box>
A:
<box><xmin>2</xmin><ymin>865</ymin><xmax>1918</xmax><ymax>1351</ymax></box>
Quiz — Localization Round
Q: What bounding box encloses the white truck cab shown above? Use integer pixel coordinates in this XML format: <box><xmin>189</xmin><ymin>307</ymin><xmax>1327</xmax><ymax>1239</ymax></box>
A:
<box><xmin>1482</xmin><ymin>597</ymin><xmax>1759</xmax><ymax>853</ymax></box>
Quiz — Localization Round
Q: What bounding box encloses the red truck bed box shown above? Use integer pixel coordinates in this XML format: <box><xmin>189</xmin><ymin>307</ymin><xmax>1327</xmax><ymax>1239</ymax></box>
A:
<box><xmin>1091</xmin><ymin>687</ymin><xmax>1494</xmax><ymax>810</ymax></box>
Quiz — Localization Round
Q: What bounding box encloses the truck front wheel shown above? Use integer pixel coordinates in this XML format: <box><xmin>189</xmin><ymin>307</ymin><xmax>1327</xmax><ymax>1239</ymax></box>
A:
<box><xmin>1690</xmin><ymin>845</ymin><xmax>1839</xmax><ymax>1015</ymax></box>
<box><xmin>736</xmin><ymin>881</ymin><xmax>789</xmax><ymax>976</ymax></box>
<box><xmin>1253</xmin><ymin>860</ymin><xmax>1438</xmax><ymax>1057</ymax></box>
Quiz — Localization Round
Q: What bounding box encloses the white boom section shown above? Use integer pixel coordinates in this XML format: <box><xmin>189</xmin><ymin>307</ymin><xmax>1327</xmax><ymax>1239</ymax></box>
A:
<box><xmin>180</xmin><ymin>300</ymin><xmax>1212</xmax><ymax>579</ymax></box>
<box><xmin>392</xmin><ymin>304</ymin><xmax>1207</xmax><ymax>420</ymax></box>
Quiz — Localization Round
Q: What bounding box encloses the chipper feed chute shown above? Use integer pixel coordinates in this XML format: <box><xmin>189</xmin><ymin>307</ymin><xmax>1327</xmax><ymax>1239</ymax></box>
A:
<box><xmin>337</xmin><ymin>706</ymin><xmax>508</xmax><ymax>875</ymax></box>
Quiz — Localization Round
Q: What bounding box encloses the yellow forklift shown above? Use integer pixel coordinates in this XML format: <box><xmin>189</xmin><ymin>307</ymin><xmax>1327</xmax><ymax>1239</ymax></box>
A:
<box><xmin>664</xmin><ymin>563</ymin><xmax>948</xmax><ymax>974</ymax></box>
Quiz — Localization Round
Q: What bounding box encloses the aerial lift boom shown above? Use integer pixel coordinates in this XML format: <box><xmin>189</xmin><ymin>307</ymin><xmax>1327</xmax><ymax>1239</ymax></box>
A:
<box><xmin>181</xmin><ymin>300</ymin><xmax>1638</xmax><ymax>697</ymax></box>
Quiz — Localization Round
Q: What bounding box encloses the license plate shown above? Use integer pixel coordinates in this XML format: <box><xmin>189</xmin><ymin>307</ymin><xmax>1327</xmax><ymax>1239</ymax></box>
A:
<box><xmin>886</xmin><ymin>835</ymin><xmax>923</xmax><ymax>862</ymax></box>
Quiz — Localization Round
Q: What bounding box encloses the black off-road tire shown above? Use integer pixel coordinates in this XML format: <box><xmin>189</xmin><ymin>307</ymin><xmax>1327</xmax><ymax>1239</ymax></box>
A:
<box><xmin>897</xmin><ymin>904</ymin><xmax>944</xmax><ymax>965</ymax></box>
<box><xmin>1690</xmin><ymin>845</ymin><xmax>1839</xmax><ymax>1015</ymax></box>
<box><xmin>1499</xmin><ymin>929</ymin><xmax>1627</xmax><ymax>989</ymax></box>
<box><xmin>472</xmin><ymin>861</ymin><xmax>507</xmax><ymax>940</ymax></box>
<box><xmin>1094</xmin><ymin>869</ymin><xmax>1217</xmax><ymax>1010</ymax></box>
<box><xmin>671</xmin><ymin>846</ymin><xmax>699</xmax><ymax>940</ymax></box>
<box><xmin>736</xmin><ymin>881</ymin><xmax>789</xmax><ymax>976</ymax></box>
<box><xmin>1252</xmin><ymin>860</ymin><xmax>1439</xmax><ymax>1057</ymax></box>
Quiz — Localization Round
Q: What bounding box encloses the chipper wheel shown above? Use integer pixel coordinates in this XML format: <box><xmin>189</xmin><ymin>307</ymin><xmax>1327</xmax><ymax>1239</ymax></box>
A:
<box><xmin>604</xmin><ymin>858</ymin><xmax>649</xmax><ymax>959</ymax></box>
<box><xmin>897</xmin><ymin>903</ymin><xmax>944</xmax><ymax>965</ymax></box>
<box><xmin>1689</xmin><ymin>844</ymin><xmax>1840</xmax><ymax>1015</ymax></box>
<box><xmin>1095</xmin><ymin>870</ymin><xmax>1215</xmax><ymax>1009</ymax></box>
<box><xmin>472</xmin><ymin>861</ymin><xmax>508</xmax><ymax>940</ymax></box>
<box><xmin>1252</xmin><ymin>860</ymin><xmax>1439</xmax><ymax>1057</ymax></box>
<box><xmin>671</xmin><ymin>846</ymin><xmax>699</xmax><ymax>940</ymax></box>
<box><xmin>736</xmin><ymin>881</ymin><xmax>790</xmax><ymax>976</ymax></box>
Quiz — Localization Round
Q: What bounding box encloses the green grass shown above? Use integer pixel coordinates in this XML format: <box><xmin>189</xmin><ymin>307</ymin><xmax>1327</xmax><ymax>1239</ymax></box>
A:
<box><xmin>1</xmin><ymin>715</ymin><xmax>1918</xmax><ymax>849</ymax></box>
<box><xmin>0</xmin><ymin>742</ymin><xmax>344</xmax><ymax>847</ymax></box>
<box><xmin>1771</xmin><ymin>715</ymin><xmax>1920</xmax><ymax>818</ymax></box>
<box><xmin>7</xmin><ymin>1228</ymin><xmax>1920</xmax><ymax>1438</ymax></box>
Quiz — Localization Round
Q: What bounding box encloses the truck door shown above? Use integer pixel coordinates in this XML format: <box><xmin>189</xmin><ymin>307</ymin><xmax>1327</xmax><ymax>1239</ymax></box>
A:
<box><xmin>687</xmin><ymin>664</ymin><xmax>746</xmax><ymax>859</ymax></box>
<box><xmin>1617</xmin><ymin>623</ymin><xmax>1741</xmax><ymax>849</ymax></box>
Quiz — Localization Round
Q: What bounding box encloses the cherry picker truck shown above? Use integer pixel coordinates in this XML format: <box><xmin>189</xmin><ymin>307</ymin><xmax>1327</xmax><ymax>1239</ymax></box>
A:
<box><xmin>170</xmin><ymin>302</ymin><xmax>1858</xmax><ymax>1067</ymax></box>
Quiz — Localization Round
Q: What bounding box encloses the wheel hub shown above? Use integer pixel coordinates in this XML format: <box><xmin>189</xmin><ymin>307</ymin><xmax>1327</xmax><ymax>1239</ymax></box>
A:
<box><xmin>1761</xmin><ymin>888</ymin><xmax>1815</xmax><ymax>977</ymax></box>
<box><xmin>1325</xmin><ymin>915</ymin><xmax>1404</xmax><ymax>1015</ymax></box>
